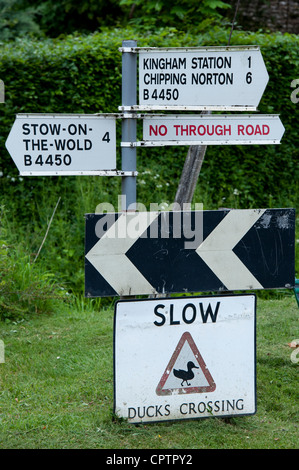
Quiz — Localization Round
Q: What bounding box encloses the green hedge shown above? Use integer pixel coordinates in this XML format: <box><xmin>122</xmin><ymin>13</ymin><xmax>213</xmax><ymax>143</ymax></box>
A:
<box><xmin>0</xmin><ymin>28</ymin><xmax>298</xmax><ymax>207</ymax></box>
<box><xmin>0</xmin><ymin>27</ymin><xmax>298</xmax><ymax>293</ymax></box>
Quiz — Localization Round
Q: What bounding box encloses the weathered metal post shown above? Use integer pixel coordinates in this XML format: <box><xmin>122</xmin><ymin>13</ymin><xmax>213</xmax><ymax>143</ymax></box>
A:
<box><xmin>121</xmin><ymin>40</ymin><xmax>137</xmax><ymax>211</ymax></box>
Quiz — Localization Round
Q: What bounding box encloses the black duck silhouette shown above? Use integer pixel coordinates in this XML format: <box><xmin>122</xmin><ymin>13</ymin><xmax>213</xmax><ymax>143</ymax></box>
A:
<box><xmin>173</xmin><ymin>361</ymin><xmax>199</xmax><ymax>386</ymax></box>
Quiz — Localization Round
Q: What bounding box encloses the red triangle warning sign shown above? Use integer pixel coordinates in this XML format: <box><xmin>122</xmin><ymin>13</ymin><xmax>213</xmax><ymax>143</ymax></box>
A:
<box><xmin>156</xmin><ymin>332</ymin><xmax>216</xmax><ymax>396</ymax></box>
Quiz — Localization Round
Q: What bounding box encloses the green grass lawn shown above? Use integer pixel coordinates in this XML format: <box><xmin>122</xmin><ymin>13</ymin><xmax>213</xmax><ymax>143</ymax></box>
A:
<box><xmin>0</xmin><ymin>295</ymin><xmax>298</xmax><ymax>449</ymax></box>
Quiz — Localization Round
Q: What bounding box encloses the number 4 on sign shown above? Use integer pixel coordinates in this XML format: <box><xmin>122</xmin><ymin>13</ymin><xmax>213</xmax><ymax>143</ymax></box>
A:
<box><xmin>102</xmin><ymin>132</ymin><xmax>110</xmax><ymax>143</ymax></box>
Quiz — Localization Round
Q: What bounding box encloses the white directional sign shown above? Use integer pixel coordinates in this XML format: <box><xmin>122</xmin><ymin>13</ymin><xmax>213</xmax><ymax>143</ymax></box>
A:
<box><xmin>137</xmin><ymin>46</ymin><xmax>269</xmax><ymax>110</ymax></box>
<box><xmin>5</xmin><ymin>114</ymin><xmax>117</xmax><ymax>175</ymax></box>
<box><xmin>114</xmin><ymin>294</ymin><xmax>256</xmax><ymax>423</ymax></box>
<box><xmin>139</xmin><ymin>114</ymin><xmax>285</xmax><ymax>146</ymax></box>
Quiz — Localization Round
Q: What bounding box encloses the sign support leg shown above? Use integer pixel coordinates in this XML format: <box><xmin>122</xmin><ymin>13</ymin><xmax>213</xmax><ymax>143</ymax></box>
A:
<box><xmin>121</xmin><ymin>40</ymin><xmax>137</xmax><ymax>211</ymax></box>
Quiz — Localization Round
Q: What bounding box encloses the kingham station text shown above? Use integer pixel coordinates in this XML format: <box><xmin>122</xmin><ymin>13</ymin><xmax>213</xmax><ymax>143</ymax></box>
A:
<box><xmin>142</xmin><ymin>55</ymin><xmax>234</xmax><ymax>88</ymax></box>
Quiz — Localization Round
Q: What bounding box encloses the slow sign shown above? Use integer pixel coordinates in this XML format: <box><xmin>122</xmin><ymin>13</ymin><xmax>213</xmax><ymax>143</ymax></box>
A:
<box><xmin>114</xmin><ymin>294</ymin><xmax>256</xmax><ymax>424</ymax></box>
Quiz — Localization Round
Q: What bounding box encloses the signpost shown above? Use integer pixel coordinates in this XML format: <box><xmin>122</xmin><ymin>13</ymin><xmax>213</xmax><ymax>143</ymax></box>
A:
<box><xmin>120</xmin><ymin>46</ymin><xmax>270</xmax><ymax>111</ymax></box>
<box><xmin>138</xmin><ymin>114</ymin><xmax>285</xmax><ymax>146</ymax></box>
<box><xmin>85</xmin><ymin>208</ymin><xmax>295</xmax><ymax>297</ymax></box>
<box><xmin>114</xmin><ymin>294</ymin><xmax>256</xmax><ymax>424</ymax></box>
<box><xmin>5</xmin><ymin>40</ymin><xmax>295</xmax><ymax>425</ymax></box>
<box><xmin>5</xmin><ymin>113</ymin><xmax>119</xmax><ymax>176</ymax></box>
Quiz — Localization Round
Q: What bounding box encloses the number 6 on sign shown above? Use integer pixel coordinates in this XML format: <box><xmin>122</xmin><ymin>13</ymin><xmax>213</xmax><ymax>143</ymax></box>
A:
<box><xmin>246</xmin><ymin>72</ymin><xmax>252</xmax><ymax>84</ymax></box>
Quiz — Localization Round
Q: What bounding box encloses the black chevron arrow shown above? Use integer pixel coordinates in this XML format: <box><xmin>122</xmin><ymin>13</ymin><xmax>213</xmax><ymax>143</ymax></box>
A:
<box><xmin>85</xmin><ymin>208</ymin><xmax>295</xmax><ymax>297</ymax></box>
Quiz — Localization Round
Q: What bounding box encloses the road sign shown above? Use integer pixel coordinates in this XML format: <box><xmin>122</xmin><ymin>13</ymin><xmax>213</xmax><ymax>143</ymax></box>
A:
<box><xmin>5</xmin><ymin>114</ymin><xmax>117</xmax><ymax>175</ymax></box>
<box><xmin>136</xmin><ymin>46</ymin><xmax>269</xmax><ymax>110</ymax></box>
<box><xmin>138</xmin><ymin>114</ymin><xmax>285</xmax><ymax>146</ymax></box>
<box><xmin>114</xmin><ymin>294</ymin><xmax>256</xmax><ymax>423</ymax></box>
<box><xmin>156</xmin><ymin>331</ymin><xmax>216</xmax><ymax>395</ymax></box>
<box><xmin>85</xmin><ymin>208</ymin><xmax>295</xmax><ymax>297</ymax></box>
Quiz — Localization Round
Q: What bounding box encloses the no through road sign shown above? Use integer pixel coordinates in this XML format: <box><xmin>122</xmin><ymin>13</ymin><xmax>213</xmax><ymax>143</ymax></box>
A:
<box><xmin>138</xmin><ymin>114</ymin><xmax>285</xmax><ymax>146</ymax></box>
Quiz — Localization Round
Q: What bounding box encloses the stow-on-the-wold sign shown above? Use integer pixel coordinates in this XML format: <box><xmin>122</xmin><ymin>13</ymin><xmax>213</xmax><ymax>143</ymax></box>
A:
<box><xmin>5</xmin><ymin>114</ymin><xmax>116</xmax><ymax>175</ymax></box>
<box><xmin>140</xmin><ymin>114</ymin><xmax>285</xmax><ymax>146</ymax></box>
<box><xmin>85</xmin><ymin>208</ymin><xmax>295</xmax><ymax>297</ymax></box>
<box><xmin>114</xmin><ymin>294</ymin><xmax>256</xmax><ymax>423</ymax></box>
<box><xmin>138</xmin><ymin>46</ymin><xmax>269</xmax><ymax>110</ymax></box>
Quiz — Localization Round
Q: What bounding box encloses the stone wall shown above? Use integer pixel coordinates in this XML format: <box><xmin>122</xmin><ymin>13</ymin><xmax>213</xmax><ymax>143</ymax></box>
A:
<box><xmin>230</xmin><ymin>0</ymin><xmax>299</xmax><ymax>34</ymax></box>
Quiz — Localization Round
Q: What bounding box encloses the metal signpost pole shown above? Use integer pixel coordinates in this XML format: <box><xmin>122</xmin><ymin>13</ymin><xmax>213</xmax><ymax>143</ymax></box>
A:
<box><xmin>121</xmin><ymin>40</ymin><xmax>137</xmax><ymax>211</ymax></box>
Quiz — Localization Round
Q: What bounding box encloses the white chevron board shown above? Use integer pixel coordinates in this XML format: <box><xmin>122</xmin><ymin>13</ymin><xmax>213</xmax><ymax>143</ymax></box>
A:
<box><xmin>85</xmin><ymin>208</ymin><xmax>295</xmax><ymax>297</ymax></box>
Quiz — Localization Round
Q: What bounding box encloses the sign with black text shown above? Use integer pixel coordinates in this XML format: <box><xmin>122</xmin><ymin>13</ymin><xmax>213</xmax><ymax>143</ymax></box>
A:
<box><xmin>114</xmin><ymin>294</ymin><xmax>256</xmax><ymax>423</ymax></box>
<box><xmin>138</xmin><ymin>46</ymin><xmax>269</xmax><ymax>110</ymax></box>
<box><xmin>5</xmin><ymin>114</ymin><xmax>116</xmax><ymax>175</ymax></box>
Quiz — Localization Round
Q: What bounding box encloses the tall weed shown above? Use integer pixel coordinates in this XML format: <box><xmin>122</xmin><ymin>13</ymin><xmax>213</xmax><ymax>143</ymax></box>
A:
<box><xmin>0</xmin><ymin>207</ymin><xmax>67</xmax><ymax>320</ymax></box>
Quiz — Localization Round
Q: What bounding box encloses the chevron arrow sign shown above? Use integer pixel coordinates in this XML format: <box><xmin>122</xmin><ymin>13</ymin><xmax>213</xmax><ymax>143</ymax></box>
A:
<box><xmin>85</xmin><ymin>208</ymin><xmax>295</xmax><ymax>297</ymax></box>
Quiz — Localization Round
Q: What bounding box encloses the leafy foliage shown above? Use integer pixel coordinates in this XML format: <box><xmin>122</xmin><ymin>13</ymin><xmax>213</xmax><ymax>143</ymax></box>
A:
<box><xmin>119</xmin><ymin>0</ymin><xmax>231</xmax><ymax>29</ymax></box>
<box><xmin>0</xmin><ymin>0</ymin><xmax>41</xmax><ymax>41</ymax></box>
<box><xmin>19</xmin><ymin>0</ymin><xmax>124</xmax><ymax>37</ymax></box>
<box><xmin>0</xmin><ymin>0</ymin><xmax>232</xmax><ymax>39</ymax></box>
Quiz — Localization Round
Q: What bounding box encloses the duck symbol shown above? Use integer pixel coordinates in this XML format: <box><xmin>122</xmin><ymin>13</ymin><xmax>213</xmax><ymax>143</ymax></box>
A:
<box><xmin>173</xmin><ymin>361</ymin><xmax>199</xmax><ymax>387</ymax></box>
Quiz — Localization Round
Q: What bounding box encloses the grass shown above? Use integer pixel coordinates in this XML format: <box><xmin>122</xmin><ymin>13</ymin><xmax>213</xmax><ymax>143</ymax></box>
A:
<box><xmin>0</xmin><ymin>295</ymin><xmax>298</xmax><ymax>449</ymax></box>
